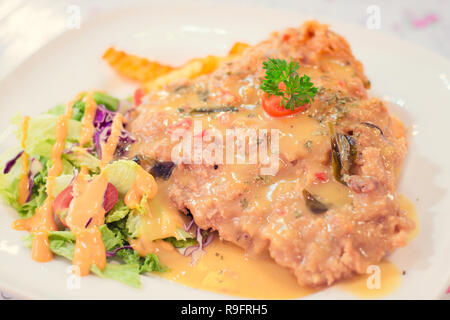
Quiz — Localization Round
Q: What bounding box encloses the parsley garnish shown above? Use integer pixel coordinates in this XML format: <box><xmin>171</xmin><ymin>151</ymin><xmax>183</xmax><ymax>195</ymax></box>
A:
<box><xmin>260</xmin><ymin>58</ymin><xmax>318</xmax><ymax>111</ymax></box>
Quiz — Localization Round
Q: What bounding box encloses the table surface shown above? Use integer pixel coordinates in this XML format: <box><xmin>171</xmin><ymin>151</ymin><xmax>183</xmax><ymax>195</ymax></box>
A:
<box><xmin>0</xmin><ymin>0</ymin><xmax>448</xmax><ymax>300</ymax></box>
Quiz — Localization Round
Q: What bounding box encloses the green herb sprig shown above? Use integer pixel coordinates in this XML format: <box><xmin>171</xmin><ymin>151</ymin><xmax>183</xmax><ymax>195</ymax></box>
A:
<box><xmin>260</xmin><ymin>58</ymin><xmax>318</xmax><ymax>111</ymax></box>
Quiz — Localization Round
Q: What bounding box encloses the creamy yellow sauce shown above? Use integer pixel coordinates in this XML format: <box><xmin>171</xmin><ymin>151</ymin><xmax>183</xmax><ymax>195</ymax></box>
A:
<box><xmin>10</xmin><ymin>88</ymin><xmax>416</xmax><ymax>297</ymax></box>
<box><xmin>337</xmin><ymin>195</ymin><xmax>418</xmax><ymax>299</ymax></box>
<box><xmin>130</xmin><ymin>180</ymin><xmax>318</xmax><ymax>299</ymax></box>
<box><xmin>131</xmin><ymin>185</ymin><xmax>317</xmax><ymax>299</ymax></box>
<box><xmin>131</xmin><ymin>176</ymin><xmax>417</xmax><ymax>299</ymax></box>
<box><xmin>158</xmin><ymin>238</ymin><xmax>317</xmax><ymax>299</ymax></box>
<box><xmin>133</xmin><ymin>180</ymin><xmax>187</xmax><ymax>247</ymax></box>
<box><xmin>11</xmin><ymin>22</ymin><xmax>408</xmax><ymax>295</ymax></box>
<box><xmin>127</xmin><ymin>88</ymin><xmax>415</xmax><ymax>298</ymax></box>
<box><xmin>337</xmin><ymin>260</ymin><xmax>401</xmax><ymax>299</ymax></box>
<box><xmin>398</xmin><ymin>194</ymin><xmax>419</xmax><ymax>242</ymax></box>
<box><xmin>159</xmin><ymin>240</ymin><xmax>404</xmax><ymax>299</ymax></box>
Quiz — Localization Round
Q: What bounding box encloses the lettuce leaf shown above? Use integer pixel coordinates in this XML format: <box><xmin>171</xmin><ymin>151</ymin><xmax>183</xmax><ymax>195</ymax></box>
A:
<box><xmin>46</xmin><ymin>104</ymin><xmax>65</xmax><ymax>116</ymax></box>
<box><xmin>50</xmin><ymin>238</ymin><xmax>76</xmax><ymax>260</ymax></box>
<box><xmin>92</xmin><ymin>92</ymin><xmax>119</xmax><ymax>111</ymax></box>
<box><xmin>0</xmin><ymin>150</ymin><xmax>48</xmax><ymax>218</ymax></box>
<box><xmin>12</xmin><ymin>113</ymin><xmax>82</xmax><ymax>159</ymax></box>
<box><xmin>99</xmin><ymin>224</ymin><xmax>124</xmax><ymax>251</ymax></box>
<box><xmin>23</xmin><ymin>231</ymin><xmax>76</xmax><ymax>259</ymax></box>
<box><xmin>21</xmin><ymin>217</ymin><xmax>169</xmax><ymax>288</ymax></box>
<box><xmin>51</xmin><ymin>174</ymin><xmax>73</xmax><ymax>197</ymax></box>
<box><xmin>140</xmin><ymin>253</ymin><xmax>168</xmax><ymax>273</ymax></box>
<box><xmin>105</xmin><ymin>200</ymin><xmax>131</xmax><ymax>223</ymax></box>
<box><xmin>91</xmin><ymin>263</ymin><xmax>141</xmax><ymax>288</ymax></box>
<box><xmin>0</xmin><ymin>147</ymin><xmax>22</xmax><ymax>209</ymax></box>
<box><xmin>71</xmin><ymin>100</ymin><xmax>86</xmax><ymax>121</ymax></box>
<box><xmin>47</xmin><ymin>92</ymin><xmax>119</xmax><ymax>120</ymax></box>
<box><xmin>164</xmin><ymin>237</ymin><xmax>198</xmax><ymax>248</ymax></box>
<box><xmin>63</xmin><ymin>147</ymin><xmax>100</xmax><ymax>173</ymax></box>
<box><xmin>100</xmin><ymin>223</ymin><xmax>168</xmax><ymax>274</ymax></box>
<box><xmin>103</xmin><ymin>160</ymin><xmax>138</xmax><ymax>195</ymax></box>
<box><xmin>115</xmin><ymin>248</ymin><xmax>168</xmax><ymax>274</ymax></box>
<box><xmin>47</xmin><ymin>100</ymin><xmax>85</xmax><ymax>121</ymax></box>
<box><xmin>125</xmin><ymin>211</ymin><xmax>141</xmax><ymax>239</ymax></box>
<box><xmin>17</xmin><ymin>182</ymin><xmax>46</xmax><ymax>218</ymax></box>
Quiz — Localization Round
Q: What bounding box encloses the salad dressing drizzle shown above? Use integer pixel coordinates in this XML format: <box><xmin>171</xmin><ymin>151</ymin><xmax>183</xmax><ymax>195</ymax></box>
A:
<box><xmin>67</xmin><ymin>95</ymin><xmax>133</xmax><ymax>275</ymax></box>
<box><xmin>98</xmin><ymin>113</ymin><xmax>161</xmax><ymax>214</ymax></box>
<box><xmin>12</xmin><ymin>96</ymin><xmax>80</xmax><ymax>262</ymax></box>
<box><xmin>65</xmin><ymin>94</ymin><xmax>157</xmax><ymax>276</ymax></box>
<box><xmin>80</xmin><ymin>92</ymin><xmax>97</xmax><ymax>146</ymax></box>
<box><xmin>100</xmin><ymin>113</ymin><xmax>123</xmax><ymax>167</ymax></box>
<box><xmin>67</xmin><ymin>169</ymin><xmax>108</xmax><ymax>276</ymax></box>
<box><xmin>124</xmin><ymin>166</ymin><xmax>158</xmax><ymax>211</ymax></box>
<box><xmin>17</xmin><ymin>116</ymin><xmax>30</xmax><ymax>205</ymax></box>
<box><xmin>66</xmin><ymin>92</ymin><xmax>105</xmax><ymax>276</ymax></box>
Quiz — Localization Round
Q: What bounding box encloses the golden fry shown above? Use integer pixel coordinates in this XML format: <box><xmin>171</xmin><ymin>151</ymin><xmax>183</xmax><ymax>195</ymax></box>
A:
<box><xmin>228</xmin><ymin>42</ymin><xmax>250</xmax><ymax>56</ymax></box>
<box><xmin>104</xmin><ymin>41</ymin><xmax>251</xmax><ymax>92</ymax></box>
<box><xmin>102</xmin><ymin>47</ymin><xmax>174</xmax><ymax>82</ymax></box>
<box><xmin>143</xmin><ymin>42</ymin><xmax>250</xmax><ymax>91</ymax></box>
<box><xmin>144</xmin><ymin>55</ymin><xmax>223</xmax><ymax>91</ymax></box>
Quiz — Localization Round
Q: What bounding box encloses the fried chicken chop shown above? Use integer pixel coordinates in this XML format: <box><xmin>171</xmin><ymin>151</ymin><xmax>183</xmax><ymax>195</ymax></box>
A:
<box><xmin>127</xmin><ymin>21</ymin><xmax>414</xmax><ymax>286</ymax></box>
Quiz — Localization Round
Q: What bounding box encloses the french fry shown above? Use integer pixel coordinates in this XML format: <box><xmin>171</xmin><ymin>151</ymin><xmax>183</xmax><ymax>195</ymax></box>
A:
<box><xmin>104</xmin><ymin>41</ymin><xmax>252</xmax><ymax>93</ymax></box>
<box><xmin>143</xmin><ymin>43</ymin><xmax>250</xmax><ymax>91</ymax></box>
<box><xmin>228</xmin><ymin>42</ymin><xmax>250</xmax><ymax>56</ymax></box>
<box><xmin>102</xmin><ymin>47</ymin><xmax>174</xmax><ymax>83</ymax></box>
<box><xmin>143</xmin><ymin>55</ymin><xmax>223</xmax><ymax>92</ymax></box>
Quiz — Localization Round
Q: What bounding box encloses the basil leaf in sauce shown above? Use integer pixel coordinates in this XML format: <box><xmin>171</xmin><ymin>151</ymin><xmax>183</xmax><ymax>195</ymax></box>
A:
<box><xmin>302</xmin><ymin>189</ymin><xmax>328</xmax><ymax>214</ymax></box>
<box><xmin>361</xmin><ymin>122</ymin><xmax>384</xmax><ymax>137</ymax></box>
<box><xmin>330</xmin><ymin>124</ymin><xmax>356</xmax><ymax>185</ymax></box>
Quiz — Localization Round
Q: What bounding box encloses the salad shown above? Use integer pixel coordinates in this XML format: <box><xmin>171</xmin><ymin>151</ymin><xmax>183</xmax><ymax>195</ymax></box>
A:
<box><xmin>0</xmin><ymin>91</ymin><xmax>212</xmax><ymax>288</ymax></box>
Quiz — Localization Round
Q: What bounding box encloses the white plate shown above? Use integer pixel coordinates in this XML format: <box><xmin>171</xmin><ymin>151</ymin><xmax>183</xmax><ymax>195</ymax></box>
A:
<box><xmin>0</xmin><ymin>1</ymin><xmax>449</xmax><ymax>300</ymax></box>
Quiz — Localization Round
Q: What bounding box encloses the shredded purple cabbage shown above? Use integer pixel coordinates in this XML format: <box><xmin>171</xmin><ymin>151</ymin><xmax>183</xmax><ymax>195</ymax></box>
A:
<box><xmin>62</xmin><ymin>143</ymin><xmax>79</xmax><ymax>155</ymax></box>
<box><xmin>3</xmin><ymin>151</ymin><xmax>23</xmax><ymax>174</ymax></box>
<box><xmin>93</xmin><ymin>105</ymin><xmax>135</xmax><ymax>159</ymax></box>
<box><xmin>25</xmin><ymin>158</ymin><xmax>44</xmax><ymax>202</ymax></box>
<box><xmin>26</xmin><ymin>173</ymin><xmax>34</xmax><ymax>203</ymax></box>
<box><xmin>85</xmin><ymin>146</ymin><xmax>96</xmax><ymax>155</ymax></box>
<box><xmin>184</xmin><ymin>219</ymin><xmax>195</xmax><ymax>232</ymax></box>
<box><xmin>3</xmin><ymin>154</ymin><xmax>43</xmax><ymax>203</ymax></box>
<box><xmin>180</xmin><ymin>218</ymin><xmax>214</xmax><ymax>265</ymax></box>
<box><xmin>85</xmin><ymin>217</ymin><xmax>93</xmax><ymax>228</ymax></box>
<box><xmin>106</xmin><ymin>245</ymin><xmax>133</xmax><ymax>257</ymax></box>
<box><xmin>3</xmin><ymin>152</ymin><xmax>43</xmax><ymax>202</ymax></box>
